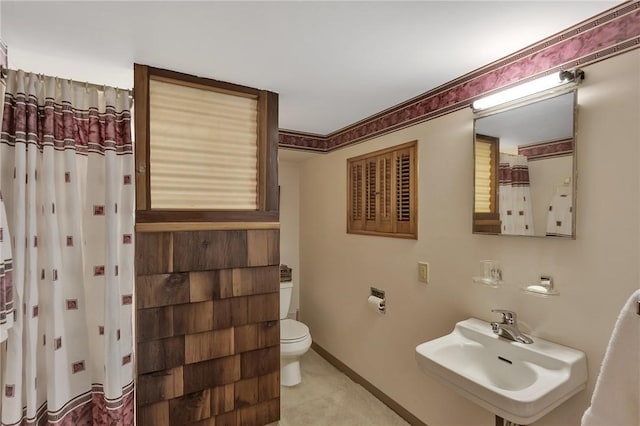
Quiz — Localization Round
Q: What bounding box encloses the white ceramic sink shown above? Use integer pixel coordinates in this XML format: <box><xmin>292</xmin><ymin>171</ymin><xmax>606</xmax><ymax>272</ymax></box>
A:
<box><xmin>415</xmin><ymin>318</ymin><xmax>587</xmax><ymax>424</ymax></box>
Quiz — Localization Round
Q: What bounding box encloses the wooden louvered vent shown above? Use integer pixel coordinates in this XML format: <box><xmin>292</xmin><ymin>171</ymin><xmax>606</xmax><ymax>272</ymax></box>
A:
<box><xmin>347</xmin><ymin>140</ymin><xmax>417</xmax><ymax>239</ymax></box>
<box><xmin>366</xmin><ymin>160</ymin><xmax>377</xmax><ymax>221</ymax></box>
<box><xmin>351</xmin><ymin>163</ymin><xmax>362</xmax><ymax>221</ymax></box>
<box><xmin>396</xmin><ymin>153</ymin><xmax>411</xmax><ymax>221</ymax></box>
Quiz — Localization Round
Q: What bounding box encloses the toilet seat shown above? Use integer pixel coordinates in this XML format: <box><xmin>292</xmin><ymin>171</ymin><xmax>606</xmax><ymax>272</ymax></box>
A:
<box><xmin>281</xmin><ymin>319</ymin><xmax>310</xmax><ymax>343</ymax></box>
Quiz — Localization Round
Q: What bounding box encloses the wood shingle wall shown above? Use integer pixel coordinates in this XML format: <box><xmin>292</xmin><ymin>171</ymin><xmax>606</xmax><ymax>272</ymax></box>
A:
<box><xmin>135</xmin><ymin>229</ymin><xmax>280</xmax><ymax>425</ymax></box>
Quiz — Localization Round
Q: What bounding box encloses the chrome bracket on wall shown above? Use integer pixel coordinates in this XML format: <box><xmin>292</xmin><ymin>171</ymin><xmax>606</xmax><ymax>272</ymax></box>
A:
<box><xmin>370</xmin><ymin>287</ymin><xmax>385</xmax><ymax>300</ymax></box>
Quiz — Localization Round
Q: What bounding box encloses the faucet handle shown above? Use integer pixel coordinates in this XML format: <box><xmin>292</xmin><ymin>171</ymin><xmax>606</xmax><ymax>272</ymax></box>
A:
<box><xmin>491</xmin><ymin>309</ymin><xmax>517</xmax><ymax>323</ymax></box>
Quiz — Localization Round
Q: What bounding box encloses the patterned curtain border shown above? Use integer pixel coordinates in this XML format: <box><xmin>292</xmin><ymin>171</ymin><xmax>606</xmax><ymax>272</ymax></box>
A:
<box><xmin>1</xmin><ymin>383</ymin><xmax>134</xmax><ymax>426</ymax></box>
<box><xmin>279</xmin><ymin>1</ymin><xmax>640</xmax><ymax>152</ymax></box>
<box><xmin>1</xmin><ymin>75</ymin><xmax>133</xmax><ymax>157</ymax></box>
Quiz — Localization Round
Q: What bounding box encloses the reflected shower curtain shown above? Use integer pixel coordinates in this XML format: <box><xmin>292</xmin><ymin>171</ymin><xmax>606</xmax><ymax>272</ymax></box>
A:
<box><xmin>499</xmin><ymin>153</ymin><xmax>535</xmax><ymax>235</ymax></box>
<box><xmin>0</xmin><ymin>70</ymin><xmax>134</xmax><ymax>424</ymax></box>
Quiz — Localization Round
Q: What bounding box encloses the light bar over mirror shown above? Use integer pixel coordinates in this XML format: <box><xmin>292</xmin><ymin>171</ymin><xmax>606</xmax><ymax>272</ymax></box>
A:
<box><xmin>472</xmin><ymin>69</ymin><xmax>585</xmax><ymax>112</ymax></box>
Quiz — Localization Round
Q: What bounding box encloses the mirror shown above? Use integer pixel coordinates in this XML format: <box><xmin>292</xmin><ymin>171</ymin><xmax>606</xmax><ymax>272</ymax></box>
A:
<box><xmin>473</xmin><ymin>91</ymin><xmax>576</xmax><ymax>238</ymax></box>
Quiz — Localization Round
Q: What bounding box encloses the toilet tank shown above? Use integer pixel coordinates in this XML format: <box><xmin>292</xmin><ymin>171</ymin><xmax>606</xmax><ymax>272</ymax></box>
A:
<box><xmin>280</xmin><ymin>281</ymin><xmax>294</xmax><ymax>319</ymax></box>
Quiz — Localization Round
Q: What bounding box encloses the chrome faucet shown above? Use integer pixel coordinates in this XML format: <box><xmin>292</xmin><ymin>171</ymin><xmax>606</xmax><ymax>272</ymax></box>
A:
<box><xmin>490</xmin><ymin>309</ymin><xmax>533</xmax><ymax>344</ymax></box>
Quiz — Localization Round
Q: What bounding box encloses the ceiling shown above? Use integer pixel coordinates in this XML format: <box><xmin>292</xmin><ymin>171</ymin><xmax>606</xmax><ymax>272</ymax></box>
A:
<box><xmin>476</xmin><ymin>92</ymin><xmax>574</xmax><ymax>150</ymax></box>
<box><xmin>1</xmin><ymin>1</ymin><xmax>621</xmax><ymax>137</ymax></box>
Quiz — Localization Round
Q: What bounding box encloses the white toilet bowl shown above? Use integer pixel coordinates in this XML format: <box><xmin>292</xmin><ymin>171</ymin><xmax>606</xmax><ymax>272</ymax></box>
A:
<box><xmin>280</xmin><ymin>318</ymin><xmax>312</xmax><ymax>386</ymax></box>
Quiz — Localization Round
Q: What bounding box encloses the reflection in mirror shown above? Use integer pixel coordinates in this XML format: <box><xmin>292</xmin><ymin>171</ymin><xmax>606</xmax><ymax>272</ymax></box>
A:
<box><xmin>473</xmin><ymin>91</ymin><xmax>576</xmax><ymax>238</ymax></box>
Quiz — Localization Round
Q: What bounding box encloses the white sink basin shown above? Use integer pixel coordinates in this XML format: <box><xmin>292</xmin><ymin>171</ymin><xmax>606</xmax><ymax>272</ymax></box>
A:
<box><xmin>415</xmin><ymin>318</ymin><xmax>587</xmax><ymax>424</ymax></box>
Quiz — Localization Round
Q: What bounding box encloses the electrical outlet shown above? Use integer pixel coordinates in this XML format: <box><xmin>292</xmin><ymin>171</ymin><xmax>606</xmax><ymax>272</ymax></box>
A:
<box><xmin>418</xmin><ymin>261</ymin><xmax>429</xmax><ymax>283</ymax></box>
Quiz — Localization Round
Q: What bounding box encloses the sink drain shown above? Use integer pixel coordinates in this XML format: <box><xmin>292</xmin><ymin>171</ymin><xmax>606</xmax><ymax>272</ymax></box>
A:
<box><xmin>498</xmin><ymin>356</ymin><xmax>513</xmax><ymax>365</ymax></box>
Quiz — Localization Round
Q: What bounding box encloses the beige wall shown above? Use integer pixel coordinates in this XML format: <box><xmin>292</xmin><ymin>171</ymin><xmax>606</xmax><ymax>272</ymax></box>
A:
<box><xmin>7</xmin><ymin>46</ymin><xmax>133</xmax><ymax>90</ymax></box>
<box><xmin>279</xmin><ymin>159</ymin><xmax>302</xmax><ymax>316</ymax></box>
<box><xmin>298</xmin><ymin>50</ymin><xmax>640</xmax><ymax>426</ymax></box>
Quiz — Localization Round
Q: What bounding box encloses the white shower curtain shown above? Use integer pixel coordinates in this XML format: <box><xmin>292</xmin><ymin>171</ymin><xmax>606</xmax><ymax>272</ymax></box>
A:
<box><xmin>546</xmin><ymin>188</ymin><xmax>573</xmax><ymax>237</ymax></box>
<box><xmin>0</xmin><ymin>70</ymin><xmax>134</xmax><ymax>425</ymax></box>
<box><xmin>499</xmin><ymin>153</ymin><xmax>535</xmax><ymax>235</ymax></box>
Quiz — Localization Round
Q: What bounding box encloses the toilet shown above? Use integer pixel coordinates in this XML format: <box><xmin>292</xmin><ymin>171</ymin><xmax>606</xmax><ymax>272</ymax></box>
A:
<box><xmin>280</xmin><ymin>281</ymin><xmax>312</xmax><ymax>386</ymax></box>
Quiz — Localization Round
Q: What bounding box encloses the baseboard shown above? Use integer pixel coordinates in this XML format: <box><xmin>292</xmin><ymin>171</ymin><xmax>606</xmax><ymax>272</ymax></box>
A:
<box><xmin>311</xmin><ymin>342</ymin><xmax>428</xmax><ymax>426</ymax></box>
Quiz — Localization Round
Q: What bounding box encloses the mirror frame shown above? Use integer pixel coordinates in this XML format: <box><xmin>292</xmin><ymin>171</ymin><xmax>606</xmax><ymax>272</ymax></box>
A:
<box><xmin>472</xmin><ymin>89</ymin><xmax>578</xmax><ymax>239</ymax></box>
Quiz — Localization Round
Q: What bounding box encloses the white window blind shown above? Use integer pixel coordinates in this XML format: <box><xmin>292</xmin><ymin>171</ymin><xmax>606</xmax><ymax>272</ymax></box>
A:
<box><xmin>149</xmin><ymin>78</ymin><xmax>259</xmax><ymax>210</ymax></box>
<box><xmin>474</xmin><ymin>138</ymin><xmax>494</xmax><ymax>213</ymax></box>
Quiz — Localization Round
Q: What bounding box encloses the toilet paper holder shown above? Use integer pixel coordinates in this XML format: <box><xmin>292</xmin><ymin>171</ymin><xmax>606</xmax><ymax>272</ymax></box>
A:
<box><xmin>370</xmin><ymin>287</ymin><xmax>386</xmax><ymax>314</ymax></box>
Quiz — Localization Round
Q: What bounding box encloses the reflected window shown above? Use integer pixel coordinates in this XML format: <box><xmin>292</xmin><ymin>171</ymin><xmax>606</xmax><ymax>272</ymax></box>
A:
<box><xmin>474</xmin><ymin>135</ymin><xmax>500</xmax><ymax>233</ymax></box>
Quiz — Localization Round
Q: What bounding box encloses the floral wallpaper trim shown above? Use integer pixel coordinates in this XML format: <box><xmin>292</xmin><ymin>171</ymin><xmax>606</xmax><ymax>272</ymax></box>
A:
<box><xmin>518</xmin><ymin>137</ymin><xmax>574</xmax><ymax>161</ymax></box>
<box><xmin>279</xmin><ymin>129</ymin><xmax>326</xmax><ymax>152</ymax></box>
<box><xmin>279</xmin><ymin>1</ymin><xmax>640</xmax><ymax>152</ymax></box>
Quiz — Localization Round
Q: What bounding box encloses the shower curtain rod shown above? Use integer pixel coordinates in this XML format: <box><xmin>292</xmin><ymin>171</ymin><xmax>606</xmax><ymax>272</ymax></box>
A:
<box><xmin>0</xmin><ymin>65</ymin><xmax>133</xmax><ymax>95</ymax></box>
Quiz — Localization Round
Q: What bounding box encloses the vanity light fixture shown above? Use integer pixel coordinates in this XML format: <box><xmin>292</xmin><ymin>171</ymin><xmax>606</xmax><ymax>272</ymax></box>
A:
<box><xmin>472</xmin><ymin>69</ymin><xmax>584</xmax><ymax>112</ymax></box>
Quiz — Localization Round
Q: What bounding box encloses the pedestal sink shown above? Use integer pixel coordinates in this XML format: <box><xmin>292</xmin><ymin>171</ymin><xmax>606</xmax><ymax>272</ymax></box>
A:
<box><xmin>415</xmin><ymin>318</ymin><xmax>587</xmax><ymax>425</ymax></box>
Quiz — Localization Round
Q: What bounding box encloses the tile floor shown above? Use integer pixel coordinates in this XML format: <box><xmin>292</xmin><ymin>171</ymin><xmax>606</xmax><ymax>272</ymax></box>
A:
<box><xmin>278</xmin><ymin>349</ymin><xmax>410</xmax><ymax>426</ymax></box>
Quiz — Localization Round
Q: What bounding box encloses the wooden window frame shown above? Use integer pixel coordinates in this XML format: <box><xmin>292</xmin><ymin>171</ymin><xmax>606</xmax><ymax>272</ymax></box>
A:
<box><xmin>473</xmin><ymin>134</ymin><xmax>500</xmax><ymax>233</ymax></box>
<box><xmin>347</xmin><ymin>140</ymin><xmax>417</xmax><ymax>239</ymax></box>
<box><xmin>134</xmin><ymin>64</ymin><xmax>279</xmax><ymax>223</ymax></box>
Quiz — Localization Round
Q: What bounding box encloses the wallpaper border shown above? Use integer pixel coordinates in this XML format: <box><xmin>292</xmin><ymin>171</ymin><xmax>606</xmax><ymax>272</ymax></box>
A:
<box><xmin>279</xmin><ymin>1</ymin><xmax>640</xmax><ymax>152</ymax></box>
<box><xmin>518</xmin><ymin>137</ymin><xmax>574</xmax><ymax>161</ymax></box>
